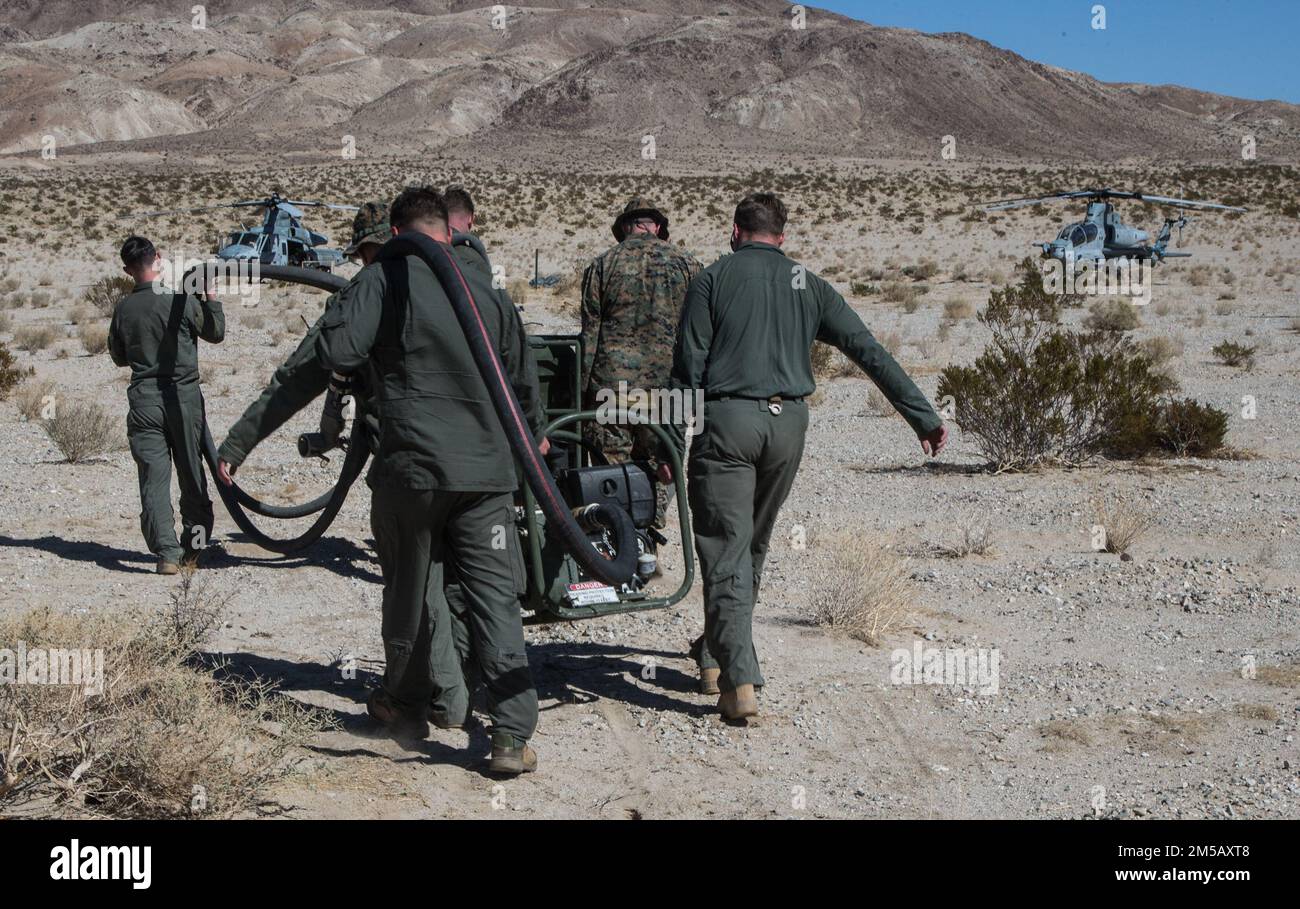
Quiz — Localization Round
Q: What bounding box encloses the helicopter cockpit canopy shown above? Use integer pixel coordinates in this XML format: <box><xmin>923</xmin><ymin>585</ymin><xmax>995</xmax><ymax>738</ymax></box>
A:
<box><xmin>1056</xmin><ymin>223</ymin><xmax>1099</xmax><ymax>246</ymax></box>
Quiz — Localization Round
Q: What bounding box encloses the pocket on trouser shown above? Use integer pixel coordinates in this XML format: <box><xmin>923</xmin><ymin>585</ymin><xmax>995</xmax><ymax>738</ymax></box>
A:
<box><xmin>501</xmin><ymin>506</ymin><xmax>526</xmax><ymax>597</ymax></box>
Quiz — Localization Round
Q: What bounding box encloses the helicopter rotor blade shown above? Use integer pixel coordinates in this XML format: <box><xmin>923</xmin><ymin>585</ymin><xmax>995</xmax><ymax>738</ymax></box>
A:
<box><xmin>114</xmin><ymin>202</ymin><xmax>244</xmax><ymax>220</ymax></box>
<box><xmin>1128</xmin><ymin>193</ymin><xmax>1247</xmax><ymax>212</ymax></box>
<box><xmin>979</xmin><ymin>190</ymin><xmax>1100</xmax><ymax>212</ymax></box>
<box><xmin>287</xmin><ymin>200</ymin><xmax>361</xmax><ymax>212</ymax></box>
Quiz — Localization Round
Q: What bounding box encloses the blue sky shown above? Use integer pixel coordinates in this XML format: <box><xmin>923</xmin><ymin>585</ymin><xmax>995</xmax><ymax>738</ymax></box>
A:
<box><xmin>814</xmin><ymin>1</ymin><xmax>1299</xmax><ymax>104</ymax></box>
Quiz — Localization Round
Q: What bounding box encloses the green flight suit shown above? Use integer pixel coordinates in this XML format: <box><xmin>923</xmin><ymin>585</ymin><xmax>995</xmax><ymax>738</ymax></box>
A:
<box><xmin>317</xmin><ymin>245</ymin><xmax>543</xmax><ymax>742</ymax></box>
<box><xmin>108</xmin><ymin>280</ymin><xmax>225</xmax><ymax>563</ymax></box>
<box><xmin>217</xmin><ymin>241</ymin><xmax>499</xmax><ymax>724</ymax></box>
<box><xmin>671</xmin><ymin>242</ymin><xmax>942</xmax><ymax>692</ymax></box>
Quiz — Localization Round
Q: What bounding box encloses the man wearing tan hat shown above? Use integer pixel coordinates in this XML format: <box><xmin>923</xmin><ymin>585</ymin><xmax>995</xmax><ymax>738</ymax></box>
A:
<box><xmin>580</xmin><ymin>198</ymin><xmax>701</xmax><ymax>529</ymax></box>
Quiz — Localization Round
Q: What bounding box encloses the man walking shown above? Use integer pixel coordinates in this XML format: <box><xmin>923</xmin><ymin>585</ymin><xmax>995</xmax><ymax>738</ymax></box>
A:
<box><xmin>581</xmin><ymin>197</ymin><xmax>700</xmax><ymax>528</ymax></box>
<box><xmin>670</xmin><ymin>193</ymin><xmax>947</xmax><ymax>719</ymax></box>
<box><xmin>317</xmin><ymin>187</ymin><xmax>545</xmax><ymax>773</ymax></box>
<box><xmin>109</xmin><ymin>235</ymin><xmax>225</xmax><ymax>574</ymax></box>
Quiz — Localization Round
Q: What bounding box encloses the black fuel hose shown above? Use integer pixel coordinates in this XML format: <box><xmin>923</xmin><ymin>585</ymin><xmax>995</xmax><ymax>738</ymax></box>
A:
<box><xmin>378</xmin><ymin>233</ymin><xmax>638</xmax><ymax>587</ymax></box>
<box><xmin>185</xmin><ymin>261</ymin><xmax>369</xmax><ymax>551</ymax></box>
<box><xmin>200</xmin><ymin>416</ymin><xmax>370</xmax><ymax>554</ymax></box>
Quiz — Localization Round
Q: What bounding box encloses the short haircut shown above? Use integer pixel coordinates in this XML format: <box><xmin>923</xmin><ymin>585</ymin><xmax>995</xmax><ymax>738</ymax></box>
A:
<box><xmin>734</xmin><ymin>192</ymin><xmax>788</xmax><ymax>236</ymax></box>
<box><xmin>443</xmin><ymin>184</ymin><xmax>475</xmax><ymax>217</ymax></box>
<box><xmin>390</xmin><ymin>186</ymin><xmax>449</xmax><ymax>231</ymax></box>
<box><xmin>120</xmin><ymin>235</ymin><xmax>157</xmax><ymax>269</ymax></box>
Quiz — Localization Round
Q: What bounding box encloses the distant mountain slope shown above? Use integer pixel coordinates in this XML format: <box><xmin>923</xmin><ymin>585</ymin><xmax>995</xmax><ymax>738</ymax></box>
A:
<box><xmin>0</xmin><ymin>0</ymin><xmax>1294</xmax><ymax>160</ymax></box>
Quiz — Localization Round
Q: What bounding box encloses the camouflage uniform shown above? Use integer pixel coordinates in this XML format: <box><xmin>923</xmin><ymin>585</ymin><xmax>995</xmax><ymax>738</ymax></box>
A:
<box><xmin>580</xmin><ymin>198</ymin><xmax>701</xmax><ymax>527</ymax></box>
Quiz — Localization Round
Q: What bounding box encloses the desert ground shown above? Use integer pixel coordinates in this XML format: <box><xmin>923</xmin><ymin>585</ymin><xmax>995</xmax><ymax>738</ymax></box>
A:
<box><xmin>1</xmin><ymin>148</ymin><xmax>1297</xmax><ymax>818</ymax></box>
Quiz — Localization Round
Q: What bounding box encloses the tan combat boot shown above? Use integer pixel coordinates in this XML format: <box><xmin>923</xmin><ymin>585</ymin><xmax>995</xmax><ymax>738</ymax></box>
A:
<box><xmin>156</xmin><ymin>558</ymin><xmax>180</xmax><ymax>576</ymax></box>
<box><xmin>699</xmin><ymin>667</ymin><xmax>721</xmax><ymax>695</ymax></box>
<box><xmin>718</xmin><ymin>683</ymin><xmax>758</xmax><ymax>721</ymax></box>
<box><xmin>489</xmin><ymin>733</ymin><xmax>537</xmax><ymax>775</ymax></box>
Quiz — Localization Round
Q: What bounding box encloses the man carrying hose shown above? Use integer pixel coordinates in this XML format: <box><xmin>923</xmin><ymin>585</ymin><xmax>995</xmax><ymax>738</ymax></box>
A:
<box><xmin>109</xmin><ymin>235</ymin><xmax>225</xmax><ymax>575</ymax></box>
<box><xmin>317</xmin><ymin>186</ymin><xmax>547</xmax><ymax>774</ymax></box>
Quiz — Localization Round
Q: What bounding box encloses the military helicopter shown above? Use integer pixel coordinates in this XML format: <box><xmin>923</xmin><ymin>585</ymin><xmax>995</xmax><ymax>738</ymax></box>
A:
<box><xmin>117</xmin><ymin>192</ymin><xmax>358</xmax><ymax>271</ymax></box>
<box><xmin>980</xmin><ymin>189</ymin><xmax>1247</xmax><ymax>266</ymax></box>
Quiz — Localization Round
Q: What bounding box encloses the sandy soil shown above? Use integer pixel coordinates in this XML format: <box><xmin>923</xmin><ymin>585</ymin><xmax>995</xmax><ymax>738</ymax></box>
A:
<box><xmin>1</xmin><ymin>153</ymin><xmax>1297</xmax><ymax>819</ymax></box>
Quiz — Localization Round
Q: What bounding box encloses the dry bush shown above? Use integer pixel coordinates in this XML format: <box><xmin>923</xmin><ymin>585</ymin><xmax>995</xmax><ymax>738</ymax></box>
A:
<box><xmin>0</xmin><ymin>312</ymin><xmax>10</xmax><ymax>334</ymax></box>
<box><xmin>1090</xmin><ymin>489</ymin><xmax>1153</xmax><ymax>555</ymax></box>
<box><xmin>943</xmin><ymin>298</ymin><xmax>974</xmax><ymax>321</ymax></box>
<box><xmin>877</xmin><ymin>329</ymin><xmax>903</xmax><ymax>358</ymax></box>
<box><xmin>0</xmin><ymin>583</ymin><xmax>327</xmax><ymax>818</ymax></box>
<box><xmin>810</xmin><ymin>341</ymin><xmax>855</xmax><ymax>380</ymax></box>
<box><xmin>78</xmin><ymin>321</ymin><xmax>109</xmax><ymax>356</ymax></box>
<box><xmin>864</xmin><ymin>386</ymin><xmax>893</xmax><ymax>416</ymax></box>
<box><xmin>15</xmin><ymin>323</ymin><xmax>57</xmax><ymax>351</ymax></box>
<box><xmin>507</xmin><ymin>277</ymin><xmax>531</xmax><ymax>309</ymax></box>
<box><xmin>0</xmin><ymin>341</ymin><xmax>33</xmax><ymax>400</ymax></box>
<box><xmin>41</xmin><ymin>399</ymin><xmax>120</xmax><ymax>462</ymax></box>
<box><xmin>938</xmin><ymin>515</ymin><xmax>995</xmax><ymax>558</ymax></box>
<box><xmin>1083</xmin><ymin>299</ymin><xmax>1141</xmax><ymax>332</ymax></box>
<box><xmin>1139</xmin><ymin>336</ymin><xmax>1184</xmax><ymax>366</ymax></box>
<box><xmin>811</xmin><ymin>535</ymin><xmax>913</xmax><ymax>645</ymax></box>
<box><xmin>66</xmin><ymin>304</ymin><xmax>96</xmax><ymax>325</ymax></box>
<box><xmin>882</xmin><ymin>281</ymin><xmax>917</xmax><ymax>307</ymax></box>
<box><xmin>13</xmin><ymin>376</ymin><xmax>54</xmax><ymax>419</ymax></box>
<box><xmin>83</xmin><ymin>274</ymin><xmax>135</xmax><ymax>316</ymax></box>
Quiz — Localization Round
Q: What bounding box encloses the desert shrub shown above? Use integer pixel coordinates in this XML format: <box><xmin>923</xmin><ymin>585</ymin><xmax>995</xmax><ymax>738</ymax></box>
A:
<box><xmin>1083</xmin><ymin>299</ymin><xmax>1141</xmax><ymax>332</ymax></box>
<box><xmin>84</xmin><ymin>274</ymin><xmax>135</xmax><ymax>316</ymax></box>
<box><xmin>0</xmin><ymin>312</ymin><xmax>10</xmax><ymax>333</ymax></box>
<box><xmin>14</xmin><ymin>323</ymin><xmax>57</xmax><ymax>351</ymax></box>
<box><xmin>882</xmin><ymin>281</ymin><xmax>917</xmax><ymax>307</ymax></box>
<box><xmin>937</xmin><ymin>258</ymin><xmax>1175</xmax><ymax>470</ymax></box>
<box><xmin>865</xmin><ymin>386</ymin><xmax>892</xmax><ymax>416</ymax></box>
<box><xmin>0</xmin><ymin>584</ymin><xmax>327</xmax><ymax>818</ymax></box>
<box><xmin>877</xmin><ymin>329</ymin><xmax>902</xmax><ymax>357</ymax></box>
<box><xmin>13</xmin><ymin>376</ymin><xmax>54</xmax><ymax>420</ymax></box>
<box><xmin>850</xmin><ymin>279</ymin><xmax>879</xmax><ymax>297</ymax></box>
<box><xmin>41</xmin><ymin>399</ymin><xmax>119</xmax><ymax>462</ymax></box>
<box><xmin>66</xmin><ymin>303</ymin><xmax>96</xmax><ymax>325</ymax></box>
<box><xmin>0</xmin><ymin>342</ymin><xmax>33</xmax><ymax>400</ymax></box>
<box><xmin>943</xmin><ymin>298</ymin><xmax>974</xmax><ymax>321</ymax></box>
<box><xmin>811</xmin><ymin>535</ymin><xmax>913</xmax><ymax>645</ymax></box>
<box><xmin>902</xmin><ymin>260</ymin><xmax>939</xmax><ymax>281</ymax></box>
<box><xmin>1158</xmin><ymin>397</ymin><xmax>1228</xmax><ymax>457</ymax></box>
<box><xmin>1139</xmin><ymin>336</ymin><xmax>1184</xmax><ymax>366</ymax></box>
<box><xmin>1212</xmin><ymin>340</ymin><xmax>1256</xmax><ymax>370</ymax></box>
<box><xmin>937</xmin><ymin>515</ymin><xmax>995</xmax><ymax>558</ymax></box>
<box><xmin>78</xmin><ymin>321</ymin><xmax>109</xmax><ymax>356</ymax></box>
<box><xmin>507</xmin><ymin>277</ymin><xmax>530</xmax><ymax>310</ymax></box>
<box><xmin>1090</xmin><ymin>489</ymin><xmax>1153</xmax><ymax>555</ymax></box>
